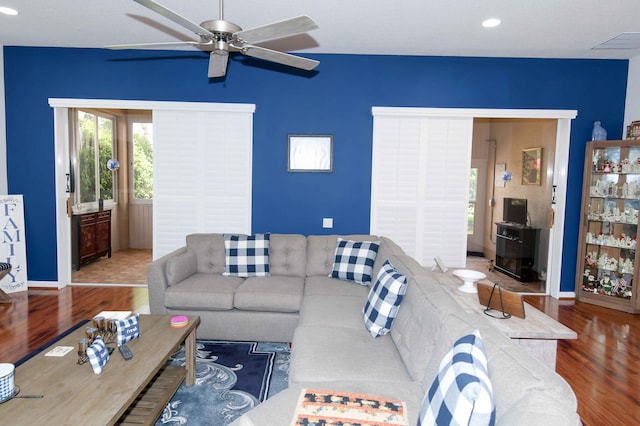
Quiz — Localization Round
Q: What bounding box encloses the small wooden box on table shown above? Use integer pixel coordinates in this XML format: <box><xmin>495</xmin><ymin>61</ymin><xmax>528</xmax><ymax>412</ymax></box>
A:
<box><xmin>0</xmin><ymin>314</ymin><xmax>200</xmax><ymax>426</ymax></box>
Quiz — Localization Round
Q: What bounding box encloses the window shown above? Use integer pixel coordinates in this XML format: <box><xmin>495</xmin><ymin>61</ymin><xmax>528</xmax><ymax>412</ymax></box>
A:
<box><xmin>468</xmin><ymin>167</ymin><xmax>478</xmax><ymax>235</ymax></box>
<box><xmin>131</xmin><ymin>122</ymin><xmax>153</xmax><ymax>201</ymax></box>
<box><xmin>75</xmin><ymin>110</ymin><xmax>116</xmax><ymax>207</ymax></box>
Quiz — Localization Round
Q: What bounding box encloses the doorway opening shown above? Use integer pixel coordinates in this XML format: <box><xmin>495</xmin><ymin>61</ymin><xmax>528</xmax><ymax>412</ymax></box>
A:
<box><xmin>69</xmin><ymin>108</ymin><xmax>153</xmax><ymax>285</ymax></box>
<box><xmin>466</xmin><ymin>118</ymin><xmax>557</xmax><ymax>294</ymax></box>
<box><xmin>371</xmin><ymin>107</ymin><xmax>576</xmax><ymax>299</ymax></box>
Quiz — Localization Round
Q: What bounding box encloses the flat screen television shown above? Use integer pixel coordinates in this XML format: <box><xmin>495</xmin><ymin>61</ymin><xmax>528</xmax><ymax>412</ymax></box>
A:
<box><xmin>503</xmin><ymin>197</ymin><xmax>527</xmax><ymax>226</ymax></box>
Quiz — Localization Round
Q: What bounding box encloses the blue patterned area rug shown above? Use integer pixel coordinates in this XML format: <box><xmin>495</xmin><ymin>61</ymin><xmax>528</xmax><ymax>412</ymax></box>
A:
<box><xmin>155</xmin><ymin>340</ymin><xmax>291</xmax><ymax>425</ymax></box>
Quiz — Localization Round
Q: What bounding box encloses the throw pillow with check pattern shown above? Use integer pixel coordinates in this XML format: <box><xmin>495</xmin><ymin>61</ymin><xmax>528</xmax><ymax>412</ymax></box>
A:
<box><xmin>223</xmin><ymin>233</ymin><xmax>271</xmax><ymax>277</ymax></box>
<box><xmin>86</xmin><ymin>336</ymin><xmax>110</xmax><ymax>375</ymax></box>
<box><xmin>330</xmin><ymin>238</ymin><xmax>380</xmax><ymax>284</ymax></box>
<box><xmin>363</xmin><ymin>260</ymin><xmax>408</xmax><ymax>338</ymax></box>
<box><xmin>418</xmin><ymin>330</ymin><xmax>495</xmax><ymax>426</ymax></box>
<box><xmin>117</xmin><ymin>313</ymin><xmax>141</xmax><ymax>346</ymax></box>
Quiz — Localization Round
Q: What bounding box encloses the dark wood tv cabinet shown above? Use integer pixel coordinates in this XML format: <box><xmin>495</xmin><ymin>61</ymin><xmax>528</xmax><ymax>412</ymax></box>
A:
<box><xmin>495</xmin><ymin>222</ymin><xmax>540</xmax><ymax>282</ymax></box>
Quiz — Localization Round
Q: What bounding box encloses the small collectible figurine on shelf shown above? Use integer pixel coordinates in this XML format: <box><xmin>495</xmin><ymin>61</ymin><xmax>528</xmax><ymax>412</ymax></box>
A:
<box><xmin>602</xmin><ymin>275</ymin><xmax>613</xmax><ymax>295</ymax></box>
<box><xmin>583</xmin><ymin>269</ymin><xmax>597</xmax><ymax>291</ymax></box>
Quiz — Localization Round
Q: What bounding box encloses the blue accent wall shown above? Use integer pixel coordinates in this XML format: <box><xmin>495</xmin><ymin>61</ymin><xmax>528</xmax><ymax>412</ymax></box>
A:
<box><xmin>3</xmin><ymin>47</ymin><xmax>628</xmax><ymax>291</ymax></box>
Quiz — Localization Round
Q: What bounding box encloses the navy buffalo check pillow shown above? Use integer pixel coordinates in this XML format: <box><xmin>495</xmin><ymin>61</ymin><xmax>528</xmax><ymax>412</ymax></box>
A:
<box><xmin>363</xmin><ymin>260</ymin><xmax>408</xmax><ymax>338</ymax></box>
<box><xmin>418</xmin><ymin>330</ymin><xmax>496</xmax><ymax>426</ymax></box>
<box><xmin>86</xmin><ymin>336</ymin><xmax>110</xmax><ymax>375</ymax></box>
<box><xmin>330</xmin><ymin>238</ymin><xmax>380</xmax><ymax>284</ymax></box>
<box><xmin>117</xmin><ymin>313</ymin><xmax>141</xmax><ymax>346</ymax></box>
<box><xmin>223</xmin><ymin>233</ymin><xmax>271</xmax><ymax>277</ymax></box>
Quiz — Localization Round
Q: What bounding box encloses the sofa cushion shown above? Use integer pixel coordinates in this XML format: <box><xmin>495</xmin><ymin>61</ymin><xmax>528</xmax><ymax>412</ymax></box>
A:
<box><xmin>303</xmin><ymin>276</ymin><xmax>371</xmax><ymax>298</ymax></box>
<box><xmin>268</xmin><ymin>234</ymin><xmax>307</xmax><ymax>277</ymax></box>
<box><xmin>373</xmin><ymin>236</ymin><xmax>406</xmax><ymax>281</ymax></box>
<box><xmin>290</xmin><ymin>326</ymin><xmax>412</xmax><ymax>384</ymax></box>
<box><xmin>330</xmin><ymin>238</ymin><xmax>380</xmax><ymax>284</ymax></box>
<box><xmin>166</xmin><ymin>250</ymin><xmax>197</xmax><ymax>286</ymax></box>
<box><xmin>229</xmin><ymin>382</ymin><xmax>425</xmax><ymax>426</ymax></box>
<box><xmin>389</xmin><ymin>254</ymin><xmax>464</xmax><ymax>382</ymax></box>
<box><xmin>234</xmin><ymin>276</ymin><xmax>304</xmax><ymax>313</ymax></box>
<box><xmin>186</xmin><ymin>233</ymin><xmax>226</xmax><ymax>274</ymax></box>
<box><xmin>230</xmin><ymin>382</ymin><xmax>425</xmax><ymax>426</ymax></box>
<box><xmin>299</xmin><ymin>295</ymin><xmax>365</xmax><ymax>328</ymax></box>
<box><xmin>164</xmin><ymin>274</ymin><xmax>244</xmax><ymax>310</ymax></box>
<box><xmin>363</xmin><ymin>260</ymin><xmax>408</xmax><ymax>338</ymax></box>
<box><xmin>223</xmin><ymin>233</ymin><xmax>271</xmax><ymax>277</ymax></box>
<box><xmin>418</xmin><ymin>330</ymin><xmax>495</xmax><ymax>426</ymax></box>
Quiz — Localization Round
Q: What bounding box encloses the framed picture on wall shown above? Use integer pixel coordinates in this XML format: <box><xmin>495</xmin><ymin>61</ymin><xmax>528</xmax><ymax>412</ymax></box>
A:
<box><xmin>522</xmin><ymin>147</ymin><xmax>542</xmax><ymax>185</ymax></box>
<box><xmin>288</xmin><ymin>134</ymin><xmax>333</xmax><ymax>172</ymax></box>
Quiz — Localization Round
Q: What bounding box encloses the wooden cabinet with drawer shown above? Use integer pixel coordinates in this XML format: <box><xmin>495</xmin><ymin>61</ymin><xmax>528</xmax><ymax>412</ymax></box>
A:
<box><xmin>72</xmin><ymin>210</ymin><xmax>111</xmax><ymax>270</ymax></box>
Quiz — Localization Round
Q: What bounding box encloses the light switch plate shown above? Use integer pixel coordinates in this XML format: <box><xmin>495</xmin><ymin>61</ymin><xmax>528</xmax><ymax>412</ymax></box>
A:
<box><xmin>323</xmin><ymin>218</ymin><xmax>333</xmax><ymax>228</ymax></box>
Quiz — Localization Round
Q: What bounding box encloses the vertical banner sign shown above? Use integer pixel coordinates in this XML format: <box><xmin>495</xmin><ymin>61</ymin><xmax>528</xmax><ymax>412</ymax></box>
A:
<box><xmin>0</xmin><ymin>195</ymin><xmax>28</xmax><ymax>293</ymax></box>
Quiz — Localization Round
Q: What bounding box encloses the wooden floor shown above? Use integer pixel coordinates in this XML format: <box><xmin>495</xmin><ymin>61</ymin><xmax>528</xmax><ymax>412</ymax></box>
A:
<box><xmin>466</xmin><ymin>256</ymin><xmax>546</xmax><ymax>294</ymax></box>
<box><xmin>0</xmin><ymin>286</ymin><xmax>638</xmax><ymax>425</ymax></box>
<box><xmin>72</xmin><ymin>249</ymin><xmax>151</xmax><ymax>285</ymax></box>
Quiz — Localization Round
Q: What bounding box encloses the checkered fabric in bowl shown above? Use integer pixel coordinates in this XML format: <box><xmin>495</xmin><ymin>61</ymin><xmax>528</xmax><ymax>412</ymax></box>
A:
<box><xmin>363</xmin><ymin>260</ymin><xmax>408</xmax><ymax>338</ymax></box>
<box><xmin>418</xmin><ymin>330</ymin><xmax>495</xmax><ymax>426</ymax></box>
<box><xmin>0</xmin><ymin>366</ymin><xmax>14</xmax><ymax>401</ymax></box>
<box><xmin>86</xmin><ymin>336</ymin><xmax>110</xmax><ymax>375</ymax></box>
<box><xmin>223</xmin><ymin>233</ymin><xmax>271</xmax><ymax>277</ymax></box>
<box><xmin>330</xmin><ymin>238</ymin><xmax>380</xmax><ymax>284</ymax></box>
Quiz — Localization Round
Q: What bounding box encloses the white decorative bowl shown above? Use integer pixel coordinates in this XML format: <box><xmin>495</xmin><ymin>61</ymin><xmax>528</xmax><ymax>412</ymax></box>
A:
<box><xmin>453</xmin><ymin>269</ymin><xmax>486</xmax><ymax>294</ymax></box>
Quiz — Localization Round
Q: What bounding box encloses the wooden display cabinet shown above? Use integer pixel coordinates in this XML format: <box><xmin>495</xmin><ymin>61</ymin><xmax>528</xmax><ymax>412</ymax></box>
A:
<box><xmin>576</xmin><ymin>140</ymin><xmax>640</xmax><ymax>313</ymax></box>
<box><xmin>72</xmin><ymin>210</ymin><xmax>112</xmax><ymax>271</ymax></box>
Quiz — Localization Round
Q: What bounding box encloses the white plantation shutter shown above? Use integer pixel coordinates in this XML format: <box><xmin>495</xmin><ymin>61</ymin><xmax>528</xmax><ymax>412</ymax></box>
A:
<box><xmin>153</xmin><ymin>105</ymin><xmax>254</xmax><ymax>258</ymax></box>
<box><xmin>371</xmin><ymin>109</ymin><xmax>473</xmax><ymax>267</ymax></box>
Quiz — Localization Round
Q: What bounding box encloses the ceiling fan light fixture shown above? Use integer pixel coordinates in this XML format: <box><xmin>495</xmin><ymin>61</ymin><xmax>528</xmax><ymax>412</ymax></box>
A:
<box><xmin>482</xmin><ymin>18</ymin><xmax>501</xmax><ymax>28</ymax></box>
<box><xmin>0</xmin><ymin>6</ymin><xmax>18</xmax><ymax>16</ymax></box>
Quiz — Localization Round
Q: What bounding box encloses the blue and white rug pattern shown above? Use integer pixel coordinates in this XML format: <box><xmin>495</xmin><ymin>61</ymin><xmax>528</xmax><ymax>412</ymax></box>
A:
<box><xmin>155</xmin><ymin>340</ymin><xmax>291</xmax><ymax>425</ymax></box>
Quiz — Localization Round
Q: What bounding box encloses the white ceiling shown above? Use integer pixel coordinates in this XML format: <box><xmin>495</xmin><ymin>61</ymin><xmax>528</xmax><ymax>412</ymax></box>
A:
<box><xmin>1</xmin><ymin>0</ymin><xmax>640</xmax><ymax>60</ymax></box>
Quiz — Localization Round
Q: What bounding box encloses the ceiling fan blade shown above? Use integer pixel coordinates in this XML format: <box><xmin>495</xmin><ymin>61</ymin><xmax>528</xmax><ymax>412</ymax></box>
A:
<box><xmin>106</xmin><ymin>41</ymin><xmax>206</xmax><ymax>50</ymax></box>
<box><xmin>134</xmin><ymin>0</ymin><xmax>211</xmax><ymax>36</ymax></box>
<box><xmin>242</xmin><ymin>45</ymin><xmax>319</xmax><ymax>71</ymax></box>
<box><xmin>234</xmin><ymin>16</ymin><xmax>318</xmax><ymax>45</ymax></box>
<box><xmin>208</xmin><ymin>51</ymin><xmax>229</xmax><ymax>78</ymax></box>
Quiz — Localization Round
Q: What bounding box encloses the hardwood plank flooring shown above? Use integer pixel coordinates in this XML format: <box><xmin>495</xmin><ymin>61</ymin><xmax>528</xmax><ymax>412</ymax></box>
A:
<box><xmin>0</xmin><ymin>286</ymin><xmax>149</xmax><ymax>362</ymax></box>
<box><xmin>72</xmin><ymin>249</ymin><xmax>151</xmax><ymax>285</ymax></box>
<box><xmin>0</xmin><ymin>286</ymin><xmax>638</xmax><ymax>425</ymax></box>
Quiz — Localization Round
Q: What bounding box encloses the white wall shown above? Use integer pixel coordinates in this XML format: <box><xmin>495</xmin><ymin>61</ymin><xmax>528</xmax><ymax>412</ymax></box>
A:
<box><xmin>0</xmin><ymin>46</ymin><xmax>7</xmax><ymax>194</ymax></box>
<box><xmin>623</xmin><ymin>55</ymin><xmax>640</xmax><ymax>135</ymax></box>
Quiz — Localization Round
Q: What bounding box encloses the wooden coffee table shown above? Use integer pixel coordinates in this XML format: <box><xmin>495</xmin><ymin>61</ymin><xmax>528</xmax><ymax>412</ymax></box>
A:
<box><xmin>0</xmin><ymin>314</ymin><xmax>200</xmax><ymax>425</ymax></box>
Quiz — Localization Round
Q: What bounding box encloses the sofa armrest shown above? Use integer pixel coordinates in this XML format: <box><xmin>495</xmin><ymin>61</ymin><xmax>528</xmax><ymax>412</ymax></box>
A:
<box><xmin>147</xmin><ymin>246</ymin><xmax>188</xmax><ymax>314</ymax></box>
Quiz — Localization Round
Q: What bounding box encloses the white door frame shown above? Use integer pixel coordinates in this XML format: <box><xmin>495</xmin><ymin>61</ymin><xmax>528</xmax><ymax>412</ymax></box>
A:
<box><xmin>468</xmin><ymin>158</ymin><xmax>488</xmax><ymax>254</ymax></box>
<box><xmin>48</xmin><ymin>98</ymin><xmax>255</xmax><ymax>289</ymax></box>
<box><xmin>372</xmin><ymin>107</ymin><xmax>577</xmax><ymax>298</ymax></box>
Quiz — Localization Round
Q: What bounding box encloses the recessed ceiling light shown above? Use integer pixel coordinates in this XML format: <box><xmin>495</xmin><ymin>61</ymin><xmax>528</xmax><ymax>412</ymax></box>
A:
<box><xmin>0</xmin><ymin>6</ymin><xmax>18</xmax><ymax>15</ymax></box>
<box><xmin>482</xmin><ymin>18</ymin><xmax>501</xmax><ymax>28</ymax></box>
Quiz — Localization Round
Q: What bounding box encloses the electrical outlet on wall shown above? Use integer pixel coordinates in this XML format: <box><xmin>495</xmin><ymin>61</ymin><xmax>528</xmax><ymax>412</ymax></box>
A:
<box><xmin>323</xmin><ymin>218</ymin><xmax>333</xmax><ymax>228</ymax></box>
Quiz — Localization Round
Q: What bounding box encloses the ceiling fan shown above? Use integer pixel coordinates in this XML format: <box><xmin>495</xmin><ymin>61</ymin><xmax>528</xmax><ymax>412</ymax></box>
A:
<box><xmin>107</xmin><ymin>0</ymin><xmax>320</xmax><ymax>78</ymax></box>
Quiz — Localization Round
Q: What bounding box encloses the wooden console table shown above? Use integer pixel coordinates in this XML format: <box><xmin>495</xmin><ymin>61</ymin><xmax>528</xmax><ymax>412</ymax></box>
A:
<box><xmin>439</xmin><ymin>271</ymin><xmax>577</xmax><ymax>370</ymax></box>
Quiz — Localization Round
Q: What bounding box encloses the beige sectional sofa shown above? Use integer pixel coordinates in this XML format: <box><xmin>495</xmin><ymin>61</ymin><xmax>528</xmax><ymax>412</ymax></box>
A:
<box><xmin>147</xmin><ymin>233</ymin><xmax>581</xmax><ymax>425</ymax></box>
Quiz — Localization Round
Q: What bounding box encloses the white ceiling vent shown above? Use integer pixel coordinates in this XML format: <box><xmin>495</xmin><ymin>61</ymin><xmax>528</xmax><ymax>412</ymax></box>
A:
<box><xmin>592</xmin><ymin>32</ymin><xmax>640</xmax><ymax>50</ymax></box>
